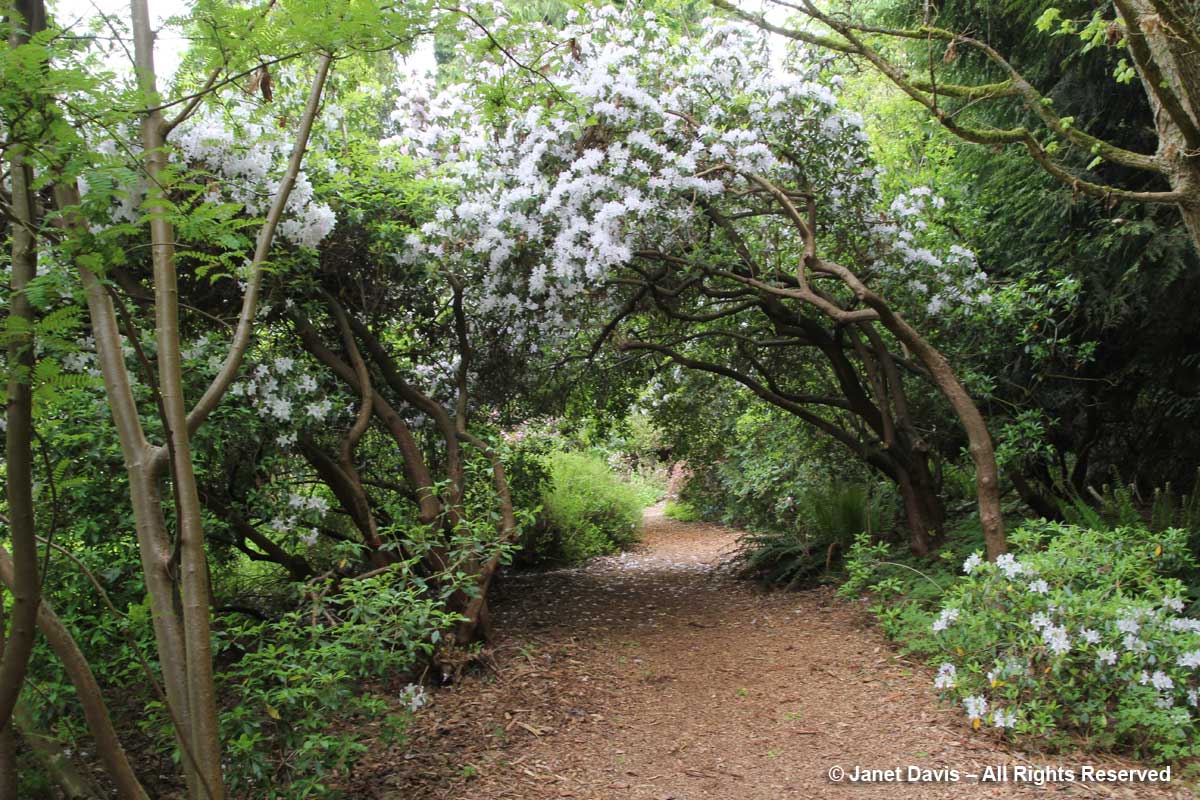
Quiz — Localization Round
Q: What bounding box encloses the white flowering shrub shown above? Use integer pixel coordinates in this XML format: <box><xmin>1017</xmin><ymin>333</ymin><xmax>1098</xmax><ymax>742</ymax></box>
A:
<box><xmin>389</xmin><ymin>4</ymin><xmax>993</xmax><ymax>359</ymax></box>
<box><xmin>921</xmin><ymin>522</ymin><xmax>1200</xmax><ymax>760</ymax></box>
<box><xmin>174</xmin><ymin>99</ymin><xmax>337</xmax><ymax>248</ymax></box>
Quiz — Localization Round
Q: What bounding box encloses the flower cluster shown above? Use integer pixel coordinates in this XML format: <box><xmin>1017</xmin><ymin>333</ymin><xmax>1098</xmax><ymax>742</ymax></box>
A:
<box><xmin>927</xmin><ymin>522</ymin><xmax>1200</xmax><ymax>759</ymax></box>
<box><xmin>400</xmin><ymin>683</ymin><xmax>430</xmax><ymax>713</ymax></box>
<box><xmin>383</xmin><ymin>3</ymin><xmax>990</xmax><ymax>360</ymax></box>
<box><xmin>174</xmin><ymin>99</ymin><xmax>336</xmax><ymax>248</ymax></box>
<box><xmin>225</xmin><ymin>351</ymin><xmax>348</xmax><ymax>448</ymax></box>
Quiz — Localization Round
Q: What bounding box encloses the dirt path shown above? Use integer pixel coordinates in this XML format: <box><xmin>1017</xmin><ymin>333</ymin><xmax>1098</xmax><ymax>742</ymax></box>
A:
<box><xmin>368</xmin><ymin>508</ymin><xmax>1194</xmax><ymax>799</ymax></box>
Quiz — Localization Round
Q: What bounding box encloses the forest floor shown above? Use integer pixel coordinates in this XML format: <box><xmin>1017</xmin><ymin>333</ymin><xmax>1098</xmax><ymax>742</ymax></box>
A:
<box><xmin>360</xmin><ymin>507</ymin><xmax>1197</xmax><ymax>799</ymax></box>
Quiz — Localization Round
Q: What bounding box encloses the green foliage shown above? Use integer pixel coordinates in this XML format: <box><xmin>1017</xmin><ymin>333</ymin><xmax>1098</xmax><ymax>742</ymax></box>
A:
<box><xmin>732</xmin><ymin>482</ymin><xmax>896</xmax><ymax>588</ymax></box>
<box><xmin>1057</xmin><ymin>469</ymin><xmax>1200</xmax><ymax>594</ymax></box>
<box><xmin>842</xmin><ymin>523</ymin><xmax>1200</xmax><ymax>761</ymax></box>
<box><xmin>675</xmin><ymin>404</ymin><xmax>872</xmax><ymax>531</ymax></box>
<box><xmin>663</xmin><ymin>500</ymin><xmax>700</xmax><ymax>522</ymax></box>
<box><xmin>213</xmin><ymin>565</ymin><xmax>456</xmax><ymax>797</ymax></box>
<box><xmin>532</xmin><ymin>451</ymin><xmax>646</xmax><ymax>564</ymax></box>
<box><xmin>620</xmin><ymin>466</ymin><xmax>667</xmax><ymax>507</ymax></box>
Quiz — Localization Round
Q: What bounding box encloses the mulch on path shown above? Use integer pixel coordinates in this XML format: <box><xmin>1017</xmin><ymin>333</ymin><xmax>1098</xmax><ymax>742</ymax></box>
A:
<box><xmin>355</xmin><ymin>508</ymin><xmax>1196</xmax><ymax>800</ymax></box>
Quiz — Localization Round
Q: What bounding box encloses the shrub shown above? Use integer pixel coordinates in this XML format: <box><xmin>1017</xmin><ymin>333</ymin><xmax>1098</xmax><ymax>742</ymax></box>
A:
<box><xmin>214</xmin><ymin>563</ymin><xmax>458</xmax><ymax>797</ymax></box>
<box><xmin>533</xmin><ymin>451</ymin><xmax>645</xmax><ymax>564</ymax></box>
<box><xmin>731</xmin><ymin>482</ymin><xmax>896</xmax><ymax>588</ymax></box>
<box><xmin>664</xmin><ymin>500</ymin><xmax>701</xmax><ymax>522</ymax></box>
<box><xmin>844</xmin><ymin>522</ymin><xmax>1200</xmax><ymax>762</ymax></box>
<box><xmin>617</xmin><ymin>460</ymin><xmax>668</xmax><ymax>506</ymax></box>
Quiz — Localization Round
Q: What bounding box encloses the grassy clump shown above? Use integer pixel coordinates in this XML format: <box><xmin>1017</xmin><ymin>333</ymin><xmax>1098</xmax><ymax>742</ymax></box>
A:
<box><xmin>532</xmin><ymin>451</ymin><xmax>645</xmax><ymax>564</ymax></box>
<box><xmin>664</xmin><ymin>500</ymin><xmax>701</xmax><ymax>522</ymax></box>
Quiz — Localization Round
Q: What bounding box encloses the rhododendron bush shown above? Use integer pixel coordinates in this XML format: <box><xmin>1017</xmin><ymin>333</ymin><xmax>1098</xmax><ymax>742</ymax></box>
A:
<box><xmin>383</xmin><ymin>5</ymin><xmax>1004</xmax><ymax>559</ymax></box>
<box><xmin>842</xmin><ymin>523</ymin><xmax>1200</xmax><ymax>761</ymax></box>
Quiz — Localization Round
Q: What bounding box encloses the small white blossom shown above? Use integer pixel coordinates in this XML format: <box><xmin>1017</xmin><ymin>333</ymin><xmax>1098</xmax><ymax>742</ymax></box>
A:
<box><xmin>992</xmin><ymin>708</ymin><xmax>1017</xmax><ymax>728</ymax></box>
<box><xmin>1096</xmin><ymin>648</ymin><xmax>1117</xmax><ymax>666</ymax></box>
<box><xmin>961</xmin><ymin>553</ymin><xmax>983</xmax><ymax>574</ymax></box>
<box><xmin>994</xmin><ymin>554</ymin><xmax>1026</xmax><ymax>579</ymax></box>
<box><xmin>932</xmin><ymin>608</ymin><xmax>960</xmax><ymax>633</ymax></box>
<box><xmin>1042</xmin><ymin>625</ymin><xmax>1070</xmax><ymax>656</ymax></box>
<box><xmin>400</xmin><ymin>683</ymin><xmax>429</xmax><ymax>712</ymax></box>
<box><xmin>1081</xmin><ymin>628</ymin><xmax>1101</xmax><ymax>645</ymax></box>
<box><xmin>1178</xmin><ymin>650</ymin><xmax>1200</xmax><ymax>669</ymax></box>
<box><xmin>305</xmin><ymin>400</ymin><xmax>332</xmax><ymax>420</ymax></box>
<box><xmin>267</xmin><ymin>397</ymin><xmax>292</xmax><ymax>421</ymax></box>
<box><xmin>1028</xmin><ymin>579</ymin><xmax>1049</xmax><ymax>594</ymax></box>
<box><xmin>934</xmin><ymin>663</ymin><xmax>957</xmax><ymax>689</ymax></box>
<box><xmin>1122</xmin><ymin>634</ymin><xmax>1148</xmax><ymax>653</ymax></box>
<box><xmin>964</xmin><ymin>695</ymin><xmax>988</xmax><ymax>721</ymax></box>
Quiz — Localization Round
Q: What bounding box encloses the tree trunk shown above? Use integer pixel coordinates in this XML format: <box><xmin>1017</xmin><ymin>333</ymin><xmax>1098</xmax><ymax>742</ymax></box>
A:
<box><xmin>1119</xmin><ymin>0</ymin><xmax>1200</xmax><ymax>254</ymax></box>
<box><xmin>0</xmin><ymin>0</ymin><xmax>47</xmax><ymax>737</ymax></box>
<box><xmin>815</xmin><ymin>258</ymin><xmax>1008</xmax><ymax>558</ymax></box>
<box><xmin>452</xmin><ymin>433</ymin><xmax>519</xmax><ymax>644</ymax></box>
<box><xmin>0</xmin><ymin>546</ymin><xmax>149</xmax><ymax>799</ymax></box>
<box><xmin>894</xmin><ymin>460</ymin><xmax>945</xmax><ymax>556</ymax></box>
<box><xmin>56</xmin><ymin>188</ymin><xmax>196</xmax><ymax>799</ymax></box>
<box><xmin>0</xmin><ymin>725</ymin><xmax>16</xmax><ymax>800</ymax></box>
<box><xmin>1009</xmin><ymin>469</ymin><xmax>1063</xmax><ymax>520</ymax></box>
<box><xmin>298</xmin><ymin>442</ymin><xmax>390</xmax><ymax>565</ymax></box>
<box><xmin>878</xmin><ymin>314</ymin><xmax>1005</xmax><ymax>558</ymax></box>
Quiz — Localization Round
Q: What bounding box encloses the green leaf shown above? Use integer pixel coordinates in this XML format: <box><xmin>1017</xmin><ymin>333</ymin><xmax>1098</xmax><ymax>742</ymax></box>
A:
<box><xmin>1034</xmin><ymin>8</ymin><xmax>1062</xmax><ymax>33</ymax></box>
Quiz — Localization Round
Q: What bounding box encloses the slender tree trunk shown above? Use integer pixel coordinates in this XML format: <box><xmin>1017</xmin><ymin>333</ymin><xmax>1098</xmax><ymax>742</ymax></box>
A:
<box><xmin>55</xmin><ymin>188</ymin><xmax>197</xmax><ymax>797</ymax></box>
<box><xmin>127</xmin><ymin>2</ymin><xmax>224</xmax><ymax>791</ymax></box>
<box><xmin>893</xmin><ymin>453</ymin><xmax>945</xmax><ymax>556</ymax></box>
<box><xmin>894</xmin><ymin>471</ymin><xmax>930</xmax><ymax>555</ymax></box>
<box><xmin>875</xmin><ymin>314</ymin><xmax>1005</xmax><ymax>558</ymax></box>
<box><xmin>298</xmin><ymin>442</ymin><xmax>390</xmax><ymax>566</ymax></box>
<box><xmin>293</xmin><ymin>315</ymin><xmax>443</xmax><ymax>525</ymax></box>
<box><xmin>1117</xmin><ymin>0</ymin><xmax>1200</xmax><ymax>253</ymax></box>
<box><xmin>1009</xmin><ymin>468</ymin><xmax>1063</xmax><ymax>520</ymax></box>
<box><xmin>0</xmin><ymin>725</ymin><xmax>15</xmax><ymax>800</ymax></box>
<box><xmin>813</xmin><ymin>256</ymin><xmax>1007</xmax><ymax>558</ymax></box>
<box><xmin>0</xmin><ymin>546</ymin><xmax>150</xmax><ymax>800</ymax></box>
<box><xmin>349</xmin><ymin>319</ymin><xmax>465</xmax><ymax>521</ymax></box>
<box><xmin>328</xmin><ymin>298</ymin><xmax>388</xmax><ymax>568</ymax></box>
<box><xmin>0</xmin><ymin>0</ymin><xmax>47</xmax><ymax>738</ymax></box>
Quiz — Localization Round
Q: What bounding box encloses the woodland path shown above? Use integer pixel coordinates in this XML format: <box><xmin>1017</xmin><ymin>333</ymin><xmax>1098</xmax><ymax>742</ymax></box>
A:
<box><xmin>365</xmin><ymin>507</ymin><xmax>1194</xmax><ymax>800</ymax></box>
